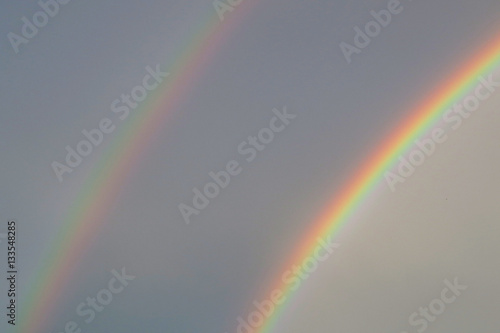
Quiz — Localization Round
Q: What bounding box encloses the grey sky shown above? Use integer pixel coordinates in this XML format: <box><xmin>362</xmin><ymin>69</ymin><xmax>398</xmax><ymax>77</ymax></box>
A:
<box><xmin>1</xmin><ymin>0</ymin><xmax>500</xmax><ymax>332</ymax></box>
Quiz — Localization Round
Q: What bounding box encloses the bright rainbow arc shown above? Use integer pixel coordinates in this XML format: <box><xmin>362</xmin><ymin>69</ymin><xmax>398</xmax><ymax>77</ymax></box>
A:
<box><xmin>258</xmin><ymin>32</ymin><xmax>500</xmax><ymax>333</ymax></box>
<box><xmin>19</xmin><ymin>3</ymin><xmax>500</xmax><ymax>332</ymax></box>
<box><xmin>19</xmin><ymin>2</ymin><xmax>261</xmax><ymax>332</ymax></box>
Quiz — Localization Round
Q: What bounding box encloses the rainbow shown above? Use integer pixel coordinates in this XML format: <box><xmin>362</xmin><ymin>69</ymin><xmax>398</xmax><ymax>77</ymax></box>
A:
<box><xmin>19</xmin><ymin>2</ymin><xmax>261</xmax><ymax>332</ymax></box>
<box><xmin>19</xmin><ymin>2</ymin><xmax>500</xmax><ymax>332</ymax></box>
<box><xmin>256</xmin><ymin>31</ymin><xmax>500</xmax><ymax>333</ymax></box>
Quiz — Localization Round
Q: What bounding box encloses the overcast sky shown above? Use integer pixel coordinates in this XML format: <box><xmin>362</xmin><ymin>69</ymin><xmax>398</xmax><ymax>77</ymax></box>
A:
<box><xmin>1</xmin><ymin>0</ymin><xmax>500</xmax><ymax>332</ymax></box>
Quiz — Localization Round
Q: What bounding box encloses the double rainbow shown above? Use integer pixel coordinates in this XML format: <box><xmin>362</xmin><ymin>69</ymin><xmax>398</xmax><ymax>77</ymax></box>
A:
<box><xmin>19</xmin><ymin>2</ymin><xmax>500</xmax><ymax>332</ymax></box>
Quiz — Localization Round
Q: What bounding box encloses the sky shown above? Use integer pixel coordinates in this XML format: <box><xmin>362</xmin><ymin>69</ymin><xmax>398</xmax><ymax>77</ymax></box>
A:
<box><xmin>1</xmin><ymin>0</ymin><xmax>500</xmax><ymax>332</ymax></box>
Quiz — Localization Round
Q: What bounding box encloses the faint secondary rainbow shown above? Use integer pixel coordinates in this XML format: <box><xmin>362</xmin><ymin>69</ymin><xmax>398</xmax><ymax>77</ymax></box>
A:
<box><xmin>257</xmin><ymin>32</ymin><xmax>500</xmax><ymax>333</ymax></box>
<box><xmin>19</xmin><ymin>2</ymin><xmax>261</xmax><ymax>332</ymax></box>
